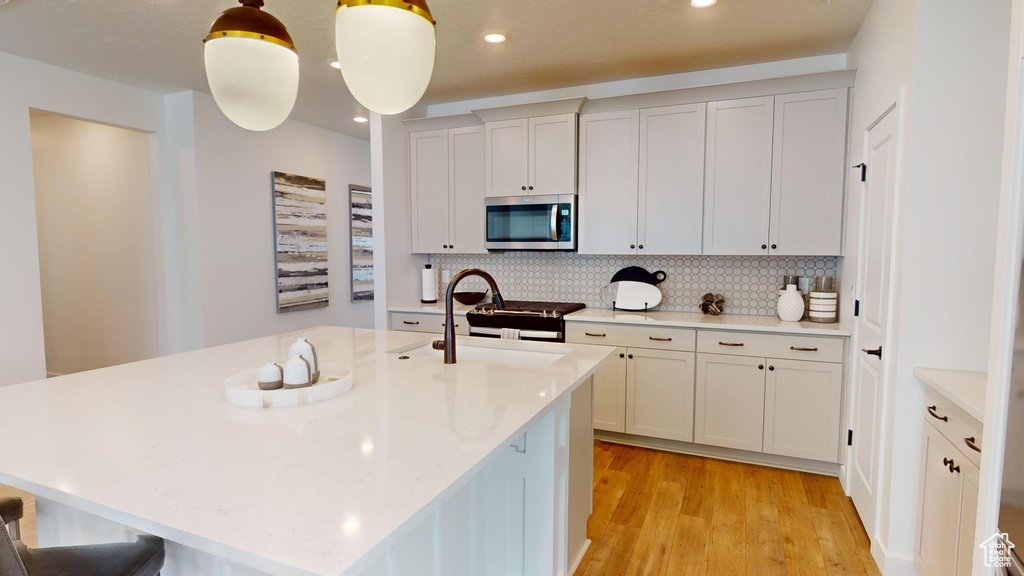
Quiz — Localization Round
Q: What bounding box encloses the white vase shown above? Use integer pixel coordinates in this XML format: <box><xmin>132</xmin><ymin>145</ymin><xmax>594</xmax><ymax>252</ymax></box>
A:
<box><xmin>283</xmin><ymin>355</ymin><xmax>312</xmax><ymax>389</ymax></box>
<box><xmin>288</xmin><ymin>338</ymin><xmax>320</xmax><ymax>383</ymax></box>
<box><xmin>778</xmin><ymin>284</ymin><xmax>805</xmax><ymax>322</ymax></box>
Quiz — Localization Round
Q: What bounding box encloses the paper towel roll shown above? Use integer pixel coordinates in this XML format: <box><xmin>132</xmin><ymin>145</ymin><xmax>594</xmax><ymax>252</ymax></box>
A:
<box><xmin>421</xmin><ymin>265</ymin><xmax>438</xmax><ymax>304</ymax></box>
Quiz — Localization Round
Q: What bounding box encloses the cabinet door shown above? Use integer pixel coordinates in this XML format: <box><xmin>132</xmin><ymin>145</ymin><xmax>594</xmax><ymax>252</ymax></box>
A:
<box><xmin>449</xmin><ymin>126</ymin><xmax>486</xmax><ymax>254</ymax></box>
<box><xmin>626</xmin><ymin>348</ymin><xmax>695</xmax><ymax>442</ymax></box>
<box><xmin>592</xmin><ymin>347</ymin><xmax>627</xmax><ymax>433</ymax></box>
<box><xmin>769</xmin><ymin>89</ymin><xmax>848</xmax><ymax>256</ymax></box>
<box><xmin>410</xmin><ymin>129</ymin><xmax>450</xmax><ymax>254</ymax></box>
<box><xmin>916</xmin><ymin>423</ymin><xmax>964</xmax><ymax>576</ymax></box>
<box><xmin>763</xmin><ymin>359</ymin><xmax>843</xmax><ymax>462</ymax></box>
<box><xmin>529</xmin><ymin>114</ymin><xmax>577</xmax><ymax>196</ymax></box>
<box><xmin>703</xmin><ymin>97</ymin><xmax>774</xmax><ymax>255</ymax></box>
<box><xmin>695</xmin><ymin>353</ymin><xmax>765</xmax><ymax>451</ymax></box>
<box><xmin>578</xmin><ymin>110</ymin><xmax>640</xmax><ymax>255</ymax></box>
<box><xmin>956</xmin><ymin>460</ymin><xmax>979</xmax><ymax>576</ymax></box>
<box><xmin>638</xmin><ymin>104</ymin><xmax>706</xmax><ymax>255</ymax></box>
<box><xmin>485</xmin><ymin>119</ymin><xmax>529</xmax><ymax>197</ymax></box>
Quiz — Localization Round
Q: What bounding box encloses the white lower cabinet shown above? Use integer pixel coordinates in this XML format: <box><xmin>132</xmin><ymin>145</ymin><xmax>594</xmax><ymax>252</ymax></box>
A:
<box><xmin>915</xmin><ymin>413</ymin><xmax>982</xmax><ymax>576</ymax></box>
<box><xmin>695</xmin><ymin>353</ymin><xmax>766</xmax><ymax>451</ymax></box>
<box><xmin>763</xmin><ymin>359</ymin><xmax>843</xmax><ymax>462</ymax></box>
<box><xmin>592</xmin><ymin>347</ymin><xmax>627</xmax><ymax>433</ymax></box>
<box><xmin>626</xmin><ymin>348</ymin><xmax>695</xmax><ymax>442</ymax></box>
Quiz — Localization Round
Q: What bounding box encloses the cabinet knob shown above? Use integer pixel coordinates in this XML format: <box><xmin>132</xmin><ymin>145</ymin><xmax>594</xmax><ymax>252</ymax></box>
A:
<box><xmin>943</xmin><ymin>457</ymin><xmax>960</xmax><ymax>474</ymax></box>
<box><xmin>528</xmin><ymin>185</ymin><xmax>534</xmax><ymax>190</ymax></box>
<box><xmin>758</xmin><ymin>364</ymin><xmax>764</xmax><ymax>370</ymax></box>
<box><xmin>630</xmin><ymin>244</ymin><xmax>636</xmax><ymax>249</ymax></box>
<box><xmin>522</xmin><ymin>186</ymin><xmax>527</xmax><ymax>191</ymax></box>
<box><xmin>449</xmin><ymin>245</ymin><xmax>453</xmax><ymax>250</ymax></box>
<box><xmin>771</xmin><ymin>244</ymin><xmax>777</xmax><ymax>250</ymax></box>
<box><xmin>761</xmin><ymin>244</ymin><xmax>768</xmax><ymax>250</ymax></box>
<box><xmin>638</xmin><ymin>244</ymin><xmax>644</xmax><ymax>249</ymax></box>
<box><xmin>628</xmin><ymin>354</ymin><xmax>634</xmax><ymax>359</ymax></box>
<box><xmin>619</xmin><ymin>353</ymin><xmax>625</xmax><ymax>358</ymax></box>
<box><xmin>768</xmin><ymin>365</ymin><xmax>775</xmax><ymax>371</ymax></box>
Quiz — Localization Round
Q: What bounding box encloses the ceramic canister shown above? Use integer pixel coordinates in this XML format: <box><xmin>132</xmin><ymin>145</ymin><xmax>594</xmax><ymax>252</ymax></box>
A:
<box><xmin>288</xmin><ymin>338</ymin><xmax>320</xmax><ymax>383</ymax></box>
<box><xmin>777</xmin><ymin>285</ymin><xmax>805</xmax><ymax>322</ymax></box>
<box><xmin>257</xmin><ymin>362</ymin><xmax>284</xmax><ymax>390</ymax></box>
<box><xmin>283</xmin><ymin>355</ymin><xmax>312</xmax><ymax>389</ymax></box>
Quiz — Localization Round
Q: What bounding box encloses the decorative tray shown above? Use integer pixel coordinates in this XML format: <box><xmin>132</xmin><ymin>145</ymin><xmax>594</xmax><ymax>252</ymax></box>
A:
<box><xmin>225</xmin><ymin>362</ymin><xmax>352</xmax><ymax>409</ymax></box>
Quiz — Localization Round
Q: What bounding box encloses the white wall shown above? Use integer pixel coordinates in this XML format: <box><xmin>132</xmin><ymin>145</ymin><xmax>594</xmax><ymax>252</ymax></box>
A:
<box><xmin>189</xmin><ymin>92</ymin><xmax>373</xmax><ymax>346</ymax></box>
<box><xmin>31</xmin><ymin>114</ymin><xmax>160</xmax><ymax>376</ymax></box>
<box><xmin>0</xmin><ymin>51</ymin><xmax>168</xmax><ymax>387</ymax></box>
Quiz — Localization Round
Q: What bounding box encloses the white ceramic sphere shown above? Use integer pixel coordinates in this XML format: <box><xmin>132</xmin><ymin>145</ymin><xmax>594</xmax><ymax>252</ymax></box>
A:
<box><xmin>335</xmin><ymin>4</ymin><xmax>435</xmax><ymax>115</ymax></box>
<box><xmin>205</xmin><ymin>37</ymin><xmax>299</xmax><ymax>131</ymax></box>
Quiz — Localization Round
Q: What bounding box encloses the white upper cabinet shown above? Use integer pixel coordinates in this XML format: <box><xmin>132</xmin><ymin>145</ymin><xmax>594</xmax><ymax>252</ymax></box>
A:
<box><xmin>529</xmin><ymin>114</ymin><xmax>578</xmax><ymax>196</ymax></box>
<box><xmin>639</xmin><ymin>104</ymin><xmax>706</xmax><ymax>255</ymax></box>
<box><xmin>410</xmin><ymin>129</ymin><xmax>450</xmax><ymax>254</ymax></box>
<box><xmin>485</xmin><ymin>114</ymin><xmax>577</xmax><ymax>197</ymax></box>
<box><xmin>703</xmin><ymin>96</ymin><xmax>775</xmax><ymax>255</ymax></box>
<box><xmin>578</xmin><ymin>110</ymin><xmax>640</xmax><ymax>255</ymax></box>
<box><xmin>409</xmin><ymin>126</ymin><xmax>487</xmax><ymax>255</ymax></box>
<box><xmin>769</xmin><ymin>89</ymin><xmax>849</xmax><ymax>256</ymax></box>
<box><xmin>449</xmin><ymin>126</ymin><xmax>487</xmax><ymax>254</ymax></box>
<box><xmin>484</xmin><ymin>118</ymin><xmax>529</xmax><ymax>197</ymax></box>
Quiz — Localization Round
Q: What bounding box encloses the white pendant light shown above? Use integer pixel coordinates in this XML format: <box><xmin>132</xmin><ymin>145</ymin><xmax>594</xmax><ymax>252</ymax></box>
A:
<box><xmin>204</xmin><ymin>0</ymin><xmax>299</xmax><ymax>132</ymax></box>
<box><xmin>335</xmin><ymin>0</ymin><xmax>436</xmax><ymax>115</ymax></box>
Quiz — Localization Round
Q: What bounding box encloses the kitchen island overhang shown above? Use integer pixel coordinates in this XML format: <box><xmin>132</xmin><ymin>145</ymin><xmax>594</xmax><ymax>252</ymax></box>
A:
<box><xmin>0</xmin><ymin>327</ymin><xmax>615</xmax><ymax>576</ymax></box>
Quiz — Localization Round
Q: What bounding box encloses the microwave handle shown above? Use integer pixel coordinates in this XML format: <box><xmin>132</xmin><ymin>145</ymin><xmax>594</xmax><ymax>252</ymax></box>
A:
<box><xmin>550</xmin><ymin>205</ymin><xmax>558</xmax><ymax>241</ymax></box>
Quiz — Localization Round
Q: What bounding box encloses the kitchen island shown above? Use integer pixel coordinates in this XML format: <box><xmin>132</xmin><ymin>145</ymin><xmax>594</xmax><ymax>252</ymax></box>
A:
<box><xmin>0</xmin><ymin>327</ymin><xmax>614</xmax><ymax>576</ymax></box>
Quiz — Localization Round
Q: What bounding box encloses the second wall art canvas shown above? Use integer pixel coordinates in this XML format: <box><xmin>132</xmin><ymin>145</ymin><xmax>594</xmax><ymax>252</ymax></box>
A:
<box><xmin>272</xmin><ymin>171</ymin><xmax>328</xmax><ymax>313</ymax></box>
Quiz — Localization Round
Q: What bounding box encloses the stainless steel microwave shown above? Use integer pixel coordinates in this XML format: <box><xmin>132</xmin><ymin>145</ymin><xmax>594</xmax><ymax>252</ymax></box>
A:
<box><xmin>485</xmin><ymin>194</ymin><xmax>576</xmax><ymax>251</ymax></box>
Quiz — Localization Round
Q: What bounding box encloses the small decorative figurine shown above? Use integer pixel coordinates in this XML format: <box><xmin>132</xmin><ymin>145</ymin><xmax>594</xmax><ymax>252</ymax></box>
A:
<box><xmin>700</xmin><ymin>293</ymin><xmax>725</xmax><ymax>316</ymax></box>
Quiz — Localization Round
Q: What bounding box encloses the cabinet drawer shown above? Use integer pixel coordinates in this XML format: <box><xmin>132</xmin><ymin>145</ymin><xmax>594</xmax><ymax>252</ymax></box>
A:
<box><xmin>566</xmin><ymin>322</ymin><xmax>695</xmax><ymax>352</ymax></box>
<box><xmin>924</xmin><ymin>387</ymin><xmax>983</xmax><ymax>468</ymax></box>
<box><xmin>696</xmin><ymin>330</ymin><xmax>844</xmax><ymax>363</ymax></box>
<box><xmin>390</xmin><ymin>312</ymin><xmax>469</xmax><ymax>336</ymax></box>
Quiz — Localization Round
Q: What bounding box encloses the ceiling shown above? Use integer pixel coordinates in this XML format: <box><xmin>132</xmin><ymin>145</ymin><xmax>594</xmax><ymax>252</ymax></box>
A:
<box><xmin>0</xmin><ymin>0</ymin><xmax>871</xmax><ymax>140</ymax></box>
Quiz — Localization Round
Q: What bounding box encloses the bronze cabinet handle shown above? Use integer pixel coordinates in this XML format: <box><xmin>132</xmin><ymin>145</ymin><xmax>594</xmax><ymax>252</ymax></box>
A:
<box><xmin>719</xmin><ymin>342</ymin><xmax>744</xmax><ymax>347</ymax></box>
<box><xmin>402</xmin><ymin>321</ymin><xmax>420</xmax><ymax>325</ymax></box>
<box><xmin>585</xmin><ymin>332</ymin><xmax>607</xmax><ymax>337</ymax></box>
<box><xmin>927</xmin><ymin>405</ymin><xmax>948</xmax><ymax>422</ymax></box>
<box><xmin>965</xmin><ymin>437</ymin><xmax>982</xmax><ymax>453</ymax></box>
<box><xmin>790</xmin><ymin>346</ymin><xmax>818</xmax><ymax>352</ymax></box>
<box><xmin>649</xmin><ymin>336</ymin><xmax>672</xmax><ymax>342</ymax></box>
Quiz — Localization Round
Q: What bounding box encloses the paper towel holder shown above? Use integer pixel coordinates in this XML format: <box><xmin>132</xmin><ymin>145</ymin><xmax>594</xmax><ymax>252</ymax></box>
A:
<box><xmin>421</xmin><ymin>264</ymin><xmax>438</xmax><ymax>304</ymax></box>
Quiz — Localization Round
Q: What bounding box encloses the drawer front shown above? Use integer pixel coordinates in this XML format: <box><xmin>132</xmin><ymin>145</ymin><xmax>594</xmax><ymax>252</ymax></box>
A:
<box><xmin>566</xmin><ymin>322</ymin><xmax>696</xmax><ymax>352</ymax></box>
<box><xmin>924</xmin><ymin>387</ymin><xmax>983</xmax><ymax>467</ymax></box>
<box><xmin>696</xmin><ymin>330</ymin><xmax>844</xmax><ymax>363</ymax></box>
<box><xmin>390</xmin><ymin>312</ymin><xmax>469</xmax><ymax>336</ymax></box>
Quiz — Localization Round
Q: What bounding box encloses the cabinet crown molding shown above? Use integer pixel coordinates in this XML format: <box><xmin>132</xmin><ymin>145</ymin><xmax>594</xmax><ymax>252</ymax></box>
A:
<box><xmin>403</xmin><ymin>113</ymin><xmax>482</xmax><ymax>132</ymax></box>
<box><xmin>473</xmin><ymin>97</ymin><xmax>588</xmax><ymax>123</ymax></box>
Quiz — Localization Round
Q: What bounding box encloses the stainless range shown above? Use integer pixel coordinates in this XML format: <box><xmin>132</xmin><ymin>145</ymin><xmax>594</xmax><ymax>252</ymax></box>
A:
<box><xmin>466</xmin><ymin>300</ymin><xmax>586</xmax><ymax>343</ymax></box>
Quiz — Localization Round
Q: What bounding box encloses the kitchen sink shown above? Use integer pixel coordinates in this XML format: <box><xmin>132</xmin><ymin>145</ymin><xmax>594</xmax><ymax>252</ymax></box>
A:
<box><xmin>388</xmin><ymin>340</ymin><xmax>569</xmax><ymax>367</ymax></box>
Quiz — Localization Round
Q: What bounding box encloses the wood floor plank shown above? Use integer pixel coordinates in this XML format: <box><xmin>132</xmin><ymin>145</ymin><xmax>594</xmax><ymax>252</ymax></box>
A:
<box><xmin>802</xmin><ymin>474</ymin><xmax>830</xmax><ymax>509</ymax></box>
<box><xmin>624</xmin><ymin>481</ymin><xmax>685</xmax><ymax>576</ymax></box>
<box><xmin>708</xmin><ymin>460</ymin><xmax>747</xmax><ymax>573</ymax></box>
<box><xmin>744</xmin><ymin>467</ymin><xmax>787</xmax><ymax>576</ymax></box>
<box><xmin>679</xmin><ymin>456</ymin><xmax>714</xmax><ymax>521</ymax></box>
<box><xmin>589</xmin><ymin>469</ymin><xmax>632</xmax><ymax>540</ymax></box>
<box><xmin>665</xmin><ymin>515</ymin><xmax>711</xmax><ymax>576</ymax></box>
<box><xmin>608</xmin><ymin>444</ymin><xmax>648</xmax><ymax>474</ymax></box>
<box><xmin>776</xmin><ymin>470</ymin><xmax>828</xmax><ymax>576</ymax></box>
<box><xmin>609</xmin><ymin>450</ymin><xmax>667</xmax><ymax>529</ymax></box>
<box><xmin>583</xmin><ymin>522</ymin><xmax>642</xmax><ymax>576</ymax></box>
<box><xmin>594</xmin><ymin>441</ymin><xmax>620</xmax><ymax>480</ymax></box>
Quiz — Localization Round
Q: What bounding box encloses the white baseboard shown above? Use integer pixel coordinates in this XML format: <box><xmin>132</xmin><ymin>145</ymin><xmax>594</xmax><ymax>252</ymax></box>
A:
<box><xmin>569</xmin><ymin>538</ymin><xmax>592</xmax><ymax>575</ymax></box>
<box><xmin>46</xmin><ymin>372</ymin><xmax>62</xmax><ymax>378</ymax></box>
<box><xmin>871</xmin><ymin>539</ymin><xmax>919</xmax><ymax>576</ymax></box>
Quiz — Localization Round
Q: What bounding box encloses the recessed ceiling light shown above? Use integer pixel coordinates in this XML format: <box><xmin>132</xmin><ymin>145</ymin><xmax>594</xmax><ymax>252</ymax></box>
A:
<box><xmin>691</xmin><ymin>0</ymin><xmax>716</xmax><ymax>6</ymax></box>
<box><xmin>328</xmin><ymin>57</ymin><xmax>342</xmax><ymax>70</ymax></box>
<box><xmin>483</xmin><ymin>32</ymin><xmax>507</xmax><ymax>44</ymax></box>
<box><xmin>353</xmin><ymin>116</ymin><xmax>369</xmax><ymax>123</ymax></box>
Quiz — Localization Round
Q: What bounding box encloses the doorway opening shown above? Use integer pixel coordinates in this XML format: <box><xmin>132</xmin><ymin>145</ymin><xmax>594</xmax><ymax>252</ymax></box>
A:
<box><xmin>30</xmin><ymin>110</ymin><xmax>160</xmax><ymax>377</ymax></box>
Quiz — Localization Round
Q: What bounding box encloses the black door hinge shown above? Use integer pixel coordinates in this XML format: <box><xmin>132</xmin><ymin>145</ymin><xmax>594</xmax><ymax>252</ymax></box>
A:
<box><xmin>854</xmin><ymin>300</ymin><xmax>860</xmax><ymax>317</ymax></box>
<box><xmin>853</xmin><ymin>163</ymin><xmax>867</xmax><ymax>182</ymax></box>
<box><xmin>848</xmin><ymin>430</ymin><xmax>853</xmax><ymax>446</ymax></box>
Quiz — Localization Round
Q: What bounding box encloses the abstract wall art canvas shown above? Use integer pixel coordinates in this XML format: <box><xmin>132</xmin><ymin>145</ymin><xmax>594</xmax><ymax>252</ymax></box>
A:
<box><xmin>349</xmin><ymin>185</ymin><xmax>374</xmax><ymax>302</ymax></box>
<box><xmin>272</xmin><ymin>172</ymin><xmax>328</xmax><ymax>313</ymax></box>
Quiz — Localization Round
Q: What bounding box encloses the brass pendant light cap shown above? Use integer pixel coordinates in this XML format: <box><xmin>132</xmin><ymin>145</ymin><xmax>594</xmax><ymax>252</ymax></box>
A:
<box><xmin>205</xmin><ymin>1</ymin><xmax>296</xmax><ymax>52</ymax></box>
<box><xmin>336</xmin><ymin>0</ymin><xmax>436</xmax><ymax>28</ymax></box>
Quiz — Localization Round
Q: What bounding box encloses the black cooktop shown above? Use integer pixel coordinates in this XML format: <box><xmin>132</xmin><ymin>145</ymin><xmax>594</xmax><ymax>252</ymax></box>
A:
<box><xmin>472</xmin><ymin>300</ymin><xmax>586</xmax><ymax>316</ymax></box>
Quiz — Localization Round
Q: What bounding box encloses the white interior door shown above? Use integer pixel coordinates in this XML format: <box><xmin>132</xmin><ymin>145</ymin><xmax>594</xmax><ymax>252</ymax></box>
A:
<box><xmin>849</xmin><ymin>108</ymin><xmax>899</xmax><ymax>540</ymax></box>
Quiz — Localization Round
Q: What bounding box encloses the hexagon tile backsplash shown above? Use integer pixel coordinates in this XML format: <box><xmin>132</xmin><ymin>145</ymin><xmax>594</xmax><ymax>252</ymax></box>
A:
<box><xmin>428</xmin><ymin>253</ymin><xmax>839</xmax><ymax>317</ymax></box>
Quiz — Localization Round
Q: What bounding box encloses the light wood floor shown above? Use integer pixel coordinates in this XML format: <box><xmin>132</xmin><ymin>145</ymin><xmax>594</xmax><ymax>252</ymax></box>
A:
<box><xmin>0</xmin><ymin>484</ymin><xmax>37</xmax><ymax>547</ymax></box>
<box><xmin>576</xmin><ymin>441</ymin><xmax>882</xmax><ymax>576</ymax></box>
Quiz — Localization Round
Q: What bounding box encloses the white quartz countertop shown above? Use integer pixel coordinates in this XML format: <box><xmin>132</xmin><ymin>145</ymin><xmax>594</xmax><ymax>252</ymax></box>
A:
<box><xmin>914</xmin><ymin>367</ymin><xmax>987</xmax><ymax>423</ymax></box>
<box><xmin>390</xmin><ymin>304</ymin><xmax>851</xmax><ymax>337</ymax></box>
<box><xmin>0</xmin><ymin>327</ymin><xmax>614</xmax><ymax>576</ymax></box>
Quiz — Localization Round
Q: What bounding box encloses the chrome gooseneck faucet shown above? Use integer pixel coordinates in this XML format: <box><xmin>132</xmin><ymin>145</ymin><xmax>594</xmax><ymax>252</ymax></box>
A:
<box><xmin>435</xmin><ymin>269</ymin><xmax>505</xmax><ymax>364</ymax></box>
